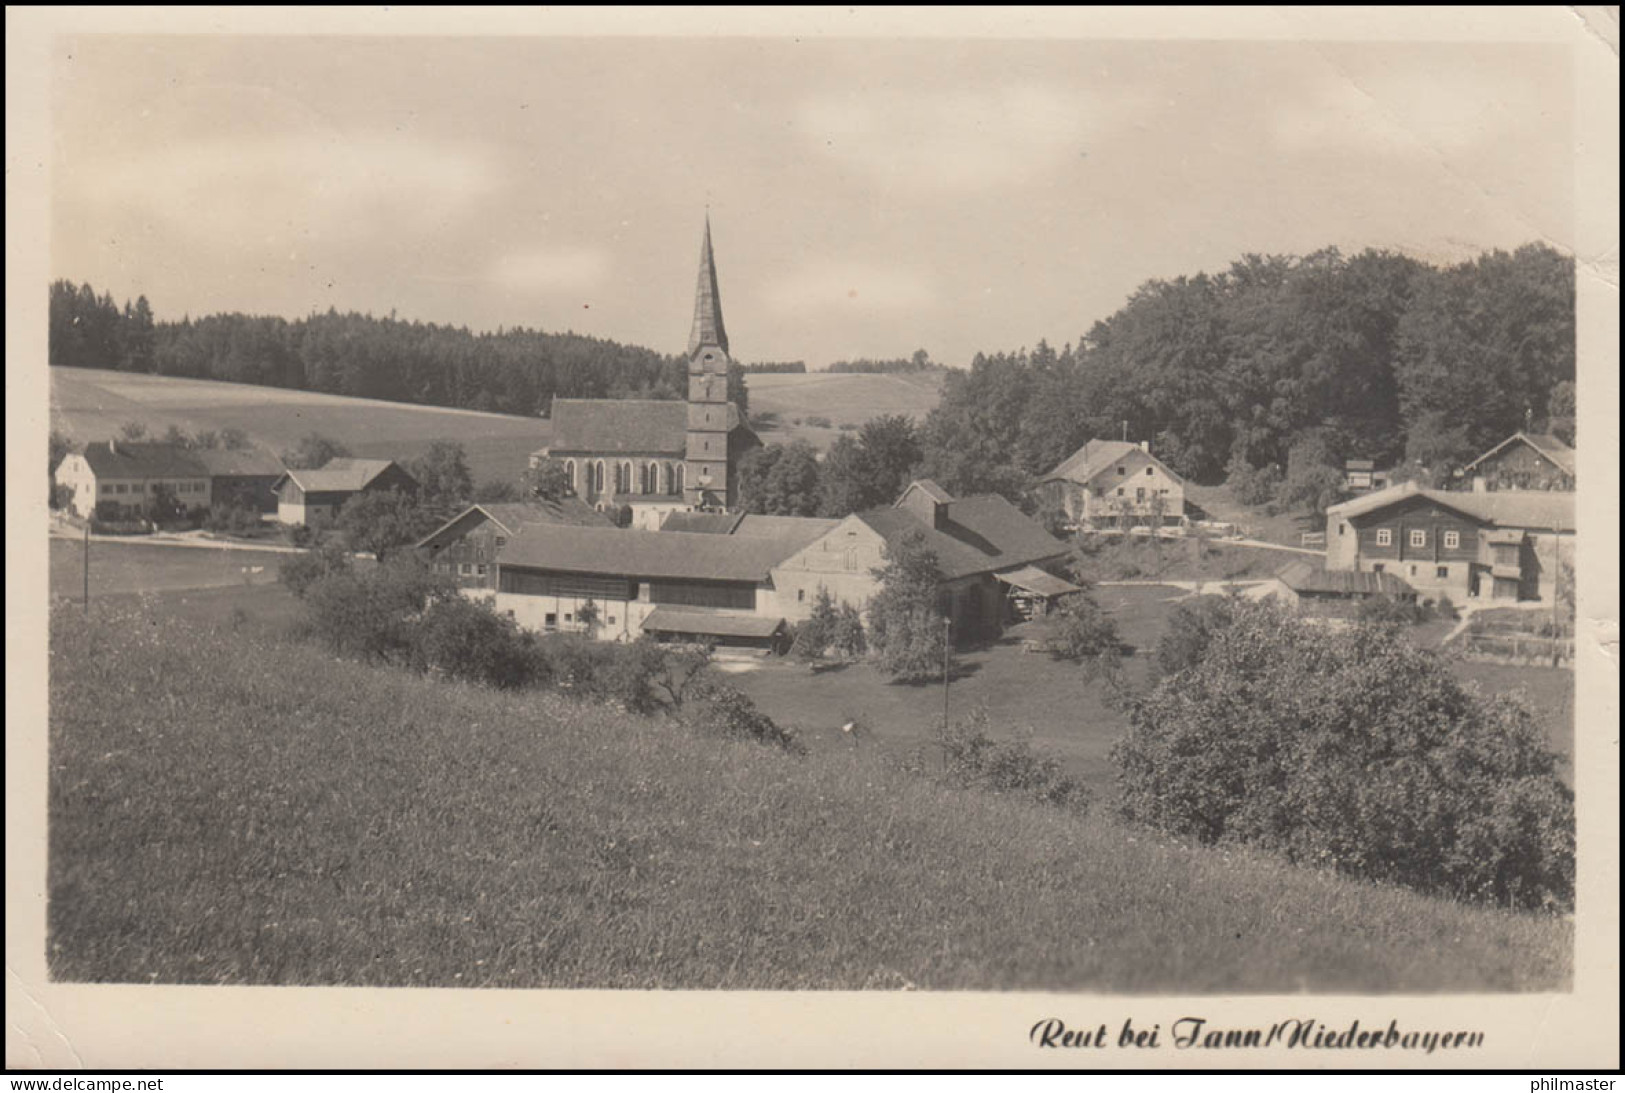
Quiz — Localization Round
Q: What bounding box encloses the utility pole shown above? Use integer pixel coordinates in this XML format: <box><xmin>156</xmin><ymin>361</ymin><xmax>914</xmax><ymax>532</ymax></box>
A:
<box><xmin>1121</xmin><ymin>420</ymin><xmax>1128</xmax><ymax>443</ymax></box>
<box><xmin>82</xmin><ymin>519</ymin><xmax>90</xmax><ymax>615</ymax></box>
<box><xmin>941</xmin><ymin>614</ymin><xmax>951</xmax><ymax>732</ymax></box>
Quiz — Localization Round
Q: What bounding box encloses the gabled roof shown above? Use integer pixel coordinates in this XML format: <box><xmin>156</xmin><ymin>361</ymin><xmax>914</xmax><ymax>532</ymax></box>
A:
<box><xmin>498</xmin><ymin>524</ymin><xmax>802</xmax><ymax>583</ymax></box>
<box><xmin>191</xmin><ymin>448</ymin><xmax>285</xmax><ymax>477</ymax></box>
<box><xmin>855</xmin><ymin>493</ymin><xmax>1068</xmax><ymax>581</ymax></box>
<box><xmin>276</xmin><ymin>458</ymin><xmax>402</xmax><ymax>494</ymax></box>
<box><xmin>899</xmin><ymin>479</ymin><xmax>953</xmax><ymax>504</ymax></box>
<box><xmin>543</xmin><ymin>398</ymin><xmax>747</xmax><ymax>455</ymax></box>
<box><xmin>1277</xmin><ymin>561</ymin><xmax>1416</xmax><ymax>597</ymax></box>
<box><xmin>1041</xmin><ymin>439</ymin><xmax>1183</xmax><ymax>487</ymax></box>
<box><xmin>77</xmin><ymin>441</ymin><xmax>208</xmax><ymax>479</ymax></box>
<box><xmin>1326</xmin><ymin>481</ymin><xmax>1575</xmax><ymax>532</ymax></box>
<box><xmin>1462</xmin><ymin>431</ymin><xmax>1577</xmax><ymax>477</ymax></box>
<box><xmin>416</xmin><ymin>498</ymin><xmax>612</xmax><ymax>551</ymax></box>
<box><xmin>733</xmin><ymin>515</ymin><xmax>842</xmax><ymax>553</ymax></box>
<box><xmin>688</xmin><ymin>216</ymin><xmax>729</xmax><ymax>358</ymax></box>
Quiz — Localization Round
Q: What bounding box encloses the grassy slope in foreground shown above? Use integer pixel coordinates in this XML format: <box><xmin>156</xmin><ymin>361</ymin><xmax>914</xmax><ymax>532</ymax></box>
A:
<box><xmin>48</xmin><ymin>605</ymin><xmax>1571</xmax><ymax>991</ymax></box>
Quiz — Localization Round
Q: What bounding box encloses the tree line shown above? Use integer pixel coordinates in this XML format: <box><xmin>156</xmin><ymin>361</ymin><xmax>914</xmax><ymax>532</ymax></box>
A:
<box><xmin>47</xmin><ymin>280</ymin><xmax>748</xmax><ymax>419</ymax></box>
<box><xmin>826</xmin><ymin>349</ymin><xmax>938</xmax><ymax>373</ymax></box>
<box><xmin>912</xmin><ymin>244</ymin><xmax>1574</xmax><ymax>501</ymax></box>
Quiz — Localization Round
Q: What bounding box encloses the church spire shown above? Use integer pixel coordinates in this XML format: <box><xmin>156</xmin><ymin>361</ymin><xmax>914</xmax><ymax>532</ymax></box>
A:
<box><xmin>687</xmin><ymin>214</ymin><xmax>729</xmax><ymax>359</ymax></box>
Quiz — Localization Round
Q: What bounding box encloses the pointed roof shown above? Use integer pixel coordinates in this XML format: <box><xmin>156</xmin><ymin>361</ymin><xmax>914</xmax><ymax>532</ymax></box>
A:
<box><xmin>687</xmin><ymin>215</ymin><xmax>729</xmax><ymax>358</ymax></box>
<box><xmin>1462</xmin><ymin>431</ymin><xmax>1577</xmax><ymax>477</ymax></box>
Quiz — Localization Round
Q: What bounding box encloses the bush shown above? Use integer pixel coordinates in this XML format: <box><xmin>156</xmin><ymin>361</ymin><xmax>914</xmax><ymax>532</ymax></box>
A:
<box><xmin>1226</xmin><ymin>449</ymin><xmax>1282</xmax><ymax>508</ymax></box>
<box><xmin>1154</xmin><ymin>594</ymin><xmax>1241</xmax><ymax>679</ymax></box>
<box><xmin>805</xmin><ymin>416</ymin><xmax>833</xmax><ymax>429</ymax></box>
<box><xmin>830</xmin><ymin>602</ymin><xmax>867</xmax><ymax>659</ymax></box>
<box><xmin>687</xmin><ymin>682</ymin><xmax>801</xmax><ymax>752</ymax></box>
<box><xmin>301</xmin><ymin>557</ymin><xmax>455</xmax><ymax>666</ymax></box>
<box><xmin>1355</xmin><ymin>594</ymin><xmax>1427</xmax><ymax>627</ymax></box>
<box><xmin>1047</xmin><ymin>592</ymin><xmax>1122</xmax><ymax>665</ymax></box>
<box><xmin>412</xmin><ymin>595</ymin><xmax>539</xmax><ymax>689</ymax></box>
<box><xmin>279</xmin><ymin>539</ymin><xmax>353</xmax><ymax>599</ymax></box>
<box><xmin>1114</xmin><ymin>600</ymin><xmax>1574</xmax><ymax>911</ymax></box>
<box><xmin>939</xmin><ymin>707</ymin><xmax>1092</xmax><ymax>815</ymax></box>
<box><xmin>791</xmin><ymin>587</ymin><xmax>838</xmax><ymax>662</ymax></box>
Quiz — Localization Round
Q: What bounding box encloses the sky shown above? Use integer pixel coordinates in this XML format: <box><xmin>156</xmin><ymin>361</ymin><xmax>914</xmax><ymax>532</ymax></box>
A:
<box><xmin>50</xmin><ymin>29</ymin><xmax>1575</xmax><ymax>369</ymax></box>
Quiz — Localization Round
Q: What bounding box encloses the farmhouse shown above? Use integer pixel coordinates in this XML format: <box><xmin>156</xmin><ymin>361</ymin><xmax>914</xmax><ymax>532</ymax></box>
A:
<box><xmin>530</xmin><ymin>218</ymin><xmax>760</xmax><ymax>527</ymax></box>
<box><xmin>54</xmin><ymin>440</ymin><xmax>213</xmax><ymax>520</ymax></box>
<box><xmin>1034</xmin><ymin>439</ymin><xmax>1186</xmax><ymax>527</ymax></box>
<box><xmin>192</xmin><ymin>448</ymin><xmax>286</xmax><ymax>513</ymax></box>
<box><xmin>1325</xmin><ymin>481</ymin><xmax>1574</xmax><ymax>603</ymax></box>
<box><xmin>772</xmin><ymin>480</ymin><xmax>1078</xmax><ymax>639</ymax></box>
<box><xmin>493</xmin><ymin>524</ymin><xmax>804</xmax><ymax>647</ymax></box>
<box><xmin>1454</xmin><ymin>431</ymin><xmax>1576</xmax><ymax>492</ymax></box>
<box><xmin>272</xmin><ymin>458</ymin><xmax>419</xmax><ymax>526</ymax></box>
<box><xmin>1342</xmin><ymin>459</ymin><xmax>1392</xmax><ymax>494</ymax></box>
<box><xmin>416</xmin><ymin>498</ymin><xmax>615</xmax><ymax>593</ymax></box>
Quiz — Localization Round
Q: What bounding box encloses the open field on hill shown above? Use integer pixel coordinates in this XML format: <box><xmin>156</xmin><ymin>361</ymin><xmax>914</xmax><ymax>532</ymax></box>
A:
<box><xmin>745</xmin><ymin>370</ymin><xmax>945</xmax><ymax>450</ymax></box>
<box><xmin>48</xmin><ymin>600</ymin><xmax>1571</xmax><ymax>991</ymax></box>
<box><xmin>1185</xmin><ymin>481</ymin><xmax>1326</xmax><ymax>548</ymax></box>
<box><xmin>48</xmin><ymin>537</ymin><xmax>295</xmax><ymax>601</ymax></box>
<box><xmin>49</xmin><ymin>367</ymin><xmax>550</xmax><ymax>488</ymax></box>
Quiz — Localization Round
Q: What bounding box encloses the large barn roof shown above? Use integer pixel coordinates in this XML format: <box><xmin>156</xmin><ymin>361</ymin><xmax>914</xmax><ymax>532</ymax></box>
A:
<box><xmin>855</xmin><ymin>492</ymin><xmax>1068</xmax><ymax>581</ymax></box>
<box><xmin>498</xmin><ymin>524</ymin><xmax>801</xmax><ymax>583</ymax></box>
<box><xmin>1463</xmin><ymin>431</ymin><xmax>1577</xmax><ymax>477</ymax></box>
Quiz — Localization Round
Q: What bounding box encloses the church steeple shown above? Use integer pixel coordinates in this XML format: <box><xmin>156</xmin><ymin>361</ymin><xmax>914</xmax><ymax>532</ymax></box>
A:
<box><xmin>687</xmin><ymin>214</ymin><xmax>729</xmax><ymax>359</ymax></box>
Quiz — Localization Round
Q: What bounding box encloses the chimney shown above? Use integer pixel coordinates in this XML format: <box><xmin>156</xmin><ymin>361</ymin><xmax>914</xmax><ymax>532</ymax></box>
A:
<box><xmin>109</xmin><ymin>438</ymin><xmax>117</xmax><ymax>456</ymax></box>
<box><xmin>1139</xmin><ymin>440</ymin><xmax>1149</xmax><ymax>453</ymax></box>
<box><xmin>1472</xmin><ymin>476</ymin><xmax>1488</xmax><ymax>494</ymax></box>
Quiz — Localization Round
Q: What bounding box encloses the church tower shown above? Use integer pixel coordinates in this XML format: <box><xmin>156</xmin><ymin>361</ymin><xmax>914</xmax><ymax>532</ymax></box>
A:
<box><xmin>684</xmin><ymin>215</ymin><xmax>732</xmax><ymax>509</ymax></box>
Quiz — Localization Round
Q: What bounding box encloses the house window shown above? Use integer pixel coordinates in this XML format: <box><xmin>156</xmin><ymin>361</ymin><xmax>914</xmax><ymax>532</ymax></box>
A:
<box><xmin>607</xmin><ymin>616</ymin><xmax>616</xmax><ymax>626</ymax></box>
<box><xmin>101</xmin><ymin>484</ymin><xmax>113</xmax><ymax>494</ymax></box>
<box><xmin>495</xmin><ymin>535</ymin><xmax>507</xmax><ymax>549</ymax></box>
<box><xmin>1410</xmin><ymin>529</ymin><xmax>1426</xmax><ymax>548</ymax></box>
<box><xmin>1376</xmin><ymin>528</ymin><xmax>1392</xmax><ymax>547</ymax></box>
<box><xmin>1339</xmin><ymin>523</ymin><xmax>1346</xmax><ymax>537</ymax></box>
<box><xmin>564</xmin><ymin>460</ymin><xmax>575</xmax><ymax>491</ymax></box>
<box><xmin>1444</xmin><ymin>531</ymin><xmax>1460</xmax><ymax>550</ymax></box>
<box><xmin>545</xmin><ymin>612</ymin><xmax>557</xmax><ymax>628</ymax></box>
<box><xmin>1116</xmin><ymin>487</ymin><xmax>1125</xmax><ymax>497</ymax></box>
<box><xmin>477</xmin><ymin>564</ymin><xmax>488</xmax><ymax>578</ymax></box>
<box><xmin>797</xmin><ymin>589</ymin><xmax>805</xmax><ymax>602</ymax></box>
<box><xmin>564</xmin><ymin>613</ymin><xmax>573</xmax><ymax>623</ymax></box>
<box><xmin>1410</xmin><ymin>565</ymin><xmax>1418</xmax><ymax>577</ymax></box>
<box><xmin>1145</xmin><ymin>467</ymin><xmax>1154</xmax><ymax>476</ymax></box>
<box><xmin>1116</xmin><ymin>466</ymin><xmax>1126</xmax><ymax>476</ymax></box>
<box><xmin>1136</xmin><ymin>488</ymin><xmax>1145</xmax><ymax>503</ymax></box>
<box><xmin>459</xmin><ymin>563</ymin><xmax>472</xmax><ymax>576</ymax></box>
<box><xmin>1436</xmin><ymin>566</ymin><xmax>1450</xmax><ymax>579</ymax></box>
<box><xmin>1372</xmin><ymin>563</ymin><xmax>1385</xmax><ymax>573</ymax></box>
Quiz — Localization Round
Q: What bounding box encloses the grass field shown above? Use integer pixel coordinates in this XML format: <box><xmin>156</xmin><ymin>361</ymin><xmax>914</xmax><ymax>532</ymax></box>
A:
<box><xmin>745</xmin><ymin>370</ymin><xmax>945</xmax><ymax>450</ymax></box>
<box><xmin>48</xmin><ymin>599</ymin><xmax>1571</xmax><ymax>991</ymax></box>
<box><xmin>1185</xmin><ymin>481</ymin><xmax>1325</xmax><ymax>548</ymax></box>
<box><xmin>49</xmin><ymin>367</ymin><xmax>550</xmax><ymax>488</ymax></box>
<box><xmin>48</xmin><ymin>537</ymin><xmax>295</xmax><ymax>601</ymax></box>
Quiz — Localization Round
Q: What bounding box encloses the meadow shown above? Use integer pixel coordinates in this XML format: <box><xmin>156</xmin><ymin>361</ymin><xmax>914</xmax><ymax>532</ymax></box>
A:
<box><xmin>47</xmin><ymin>599</ymin><xmax>1572</xmax><ymax>992</ymax></box>
<box><xmin>48</xmin><ymin>537</ymin><xmax>295</xmax><ymax>601</ymax></box>
<box><xmin>744</xmin><ymin>370</ymin><xmax>945</xmax><ymax>450</ymax></box>
<box><xmin>49</xmin><ymin>367</ymin><xmax>550</xmax><ymax>488</ymax></box>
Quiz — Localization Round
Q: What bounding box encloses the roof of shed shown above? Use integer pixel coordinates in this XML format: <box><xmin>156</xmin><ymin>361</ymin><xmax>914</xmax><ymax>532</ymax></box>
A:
<box><xmin>642</xmin><ymin>608</ymin><xmax>783</xmax><ymax>639</ymax></box>
<box><xmin>278</xmin><ymin>458</ymin><xmax>402</xmax><ymax>493</ymax></box>
<box><xmin>78</xmin><ymin>441</ymin><xmax>208</xmax><ymax>479</ymax></box>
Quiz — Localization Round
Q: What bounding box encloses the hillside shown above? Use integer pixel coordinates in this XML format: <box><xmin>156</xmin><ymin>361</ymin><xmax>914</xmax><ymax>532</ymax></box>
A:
<box><xmin>48</xmin><ymin>600</ymin><xmax>1570</xmax><ymax>991</ymax></box>
<box><xmin>746</xmin><ymin>370</ymin><xmax>945</xmax><ymax>450</ymax></box>
<box><xmin>50</xmin><ymin>366</ymin><xmax>549</xmax><ymax>488</ymax></box>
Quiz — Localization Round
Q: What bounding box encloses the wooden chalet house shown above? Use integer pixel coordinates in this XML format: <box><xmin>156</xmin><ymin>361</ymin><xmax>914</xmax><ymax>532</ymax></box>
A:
<box><xmin>272</xmin><ymin>458</ymin><xmax>418</xmax><ymax>527</ymax></box>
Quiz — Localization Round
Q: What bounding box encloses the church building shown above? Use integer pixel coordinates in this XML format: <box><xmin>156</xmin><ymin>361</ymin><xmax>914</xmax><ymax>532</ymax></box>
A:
<box><xmin>530</xmin><ymin>217</ymin><xmax>760</xmax><ymax>530</ymax></box>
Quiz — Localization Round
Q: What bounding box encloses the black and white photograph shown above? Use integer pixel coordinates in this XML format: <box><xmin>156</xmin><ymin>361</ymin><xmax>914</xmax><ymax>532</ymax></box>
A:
<box><xmin>6</xmin><ymin>5</ymin><xmax>1618</xmax><ymax>1071</ymax></box>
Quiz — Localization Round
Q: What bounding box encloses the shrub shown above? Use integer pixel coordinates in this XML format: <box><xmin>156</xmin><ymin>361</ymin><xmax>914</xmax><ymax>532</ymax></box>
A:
<box><xmin>1047</xmin><ymin>592</ymin><xmax>1122</xmax><ymax>665</ymax></box>
<box><xmin>1154</xmin><ymin>594</ymin><xmax>1241</xmax><ymax>679</ymax></box>
<box><xmin>301</xmin><ymin>557</ymin><xmax>455</xmax><ymax>666</ymax></box>
<box><xmin>1226</xmin><ymin>449</ymin><xmax>1282</xmax><ymax>507</ymax></box>
<box><xmin>412</xmin><ymin>595</ymin><xmax>538</xmax><ymax>689</ymax></box>
<box><xmin>687</xmin><ymin>682</ymin><xmax>802</xmax><ymax>752</ymax></box>
<box><xmin>1114</xmin><ymin>600</ymin><xmax>1574</xmax><ymax>911</ymax></box>
<box><xmin>805</xmin><ymin>416</ymin><xmax>833</xmax><ymax>429</ymax></box>
<box><xmin>830</xmin><ymin>602</ymin><xmax>867</xmax><ymax>659</ymax></box>
<box><xmin>939</xmin><ymin>706</ymin><xmax>1092</xmax><ymax>815</ymax></box>
<box><xmin>1355</xmin><ymin>594</ymin><xmax>1426</xmax><ymax>627</ymax></box>
<box><xmin>279</xmin><ymin>539</ymin><xmax>353</xmax><ymax>599</ymax></box>
<box><xmin>791</xmin><ymin>587</ymin><xmax>838</xmax><ymax>662</ymax></box>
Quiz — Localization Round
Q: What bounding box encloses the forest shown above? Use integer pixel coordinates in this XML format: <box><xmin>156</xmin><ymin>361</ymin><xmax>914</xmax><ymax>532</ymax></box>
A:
<box><xmin>49</xmin><ymin>241</ymin><xmax>1573</xmax><ymax>512</ymax></box>
<box><xmin>913</xmin><ymin>243</ymin><xmax>1575</xmax><ymax>501</ymax></box>
<box><xmin>46</xmin><ymin>281</ymin><xmax>745</xmax><ymax>418</ymax></box>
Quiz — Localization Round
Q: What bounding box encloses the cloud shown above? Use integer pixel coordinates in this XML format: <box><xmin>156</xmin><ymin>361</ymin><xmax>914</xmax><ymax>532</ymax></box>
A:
<box><xmin>1270</xmin><ymin>63</ymin><xmax>1537</xmax><ymax>157</ymax></box>
<box><xmin>796</xmin><ymin>83</ymin><xmax>1095</xmax><ymax>193</ymax></box>
<box><xmin>489</xmin><ymin>246</ymin><xmax>613</xmax><ymax>293</ymax></box>
<box><xmin>761</xmin><ymin>259</ymin><xmax>936</xmax><ymax>315</ymax></box>
<box><xmin>69</xmin><ymin>134</ymin><xmax>501</xmax><ymax>245</ymax></box>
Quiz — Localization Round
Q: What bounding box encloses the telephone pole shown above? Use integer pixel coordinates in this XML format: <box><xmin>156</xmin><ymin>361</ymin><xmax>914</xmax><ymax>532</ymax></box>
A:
<box><xmin>941</xmin><ymin>614</ymin><xmax>951</xmax><ymax>731</ymax></box>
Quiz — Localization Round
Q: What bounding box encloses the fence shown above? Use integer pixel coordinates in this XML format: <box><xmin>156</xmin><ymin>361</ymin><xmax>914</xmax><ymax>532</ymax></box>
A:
<box><xmin>1457</xmin><ymin>632</ymin><xmax>1573</xmax><ymax>666</ymax></box>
